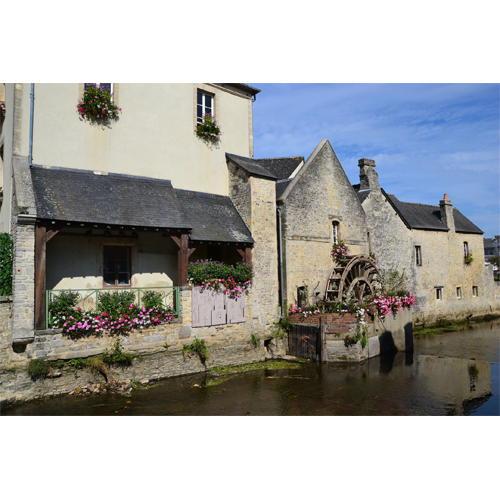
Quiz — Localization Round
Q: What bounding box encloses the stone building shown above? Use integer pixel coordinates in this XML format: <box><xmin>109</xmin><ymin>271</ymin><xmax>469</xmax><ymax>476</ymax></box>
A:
<box><xmin>0</xmin><ymin>83</ymin><xmax>281</xmax><ymax>374</ymax></box>
<box><xmin>354</xmin><ymin>158</ymin><xmax>499</xmax><ymax>324</ymax></box>
<box><xmin>229</xmin><ymin>138</ymin><xmax>499</xmax><ymax>324</ymax></box>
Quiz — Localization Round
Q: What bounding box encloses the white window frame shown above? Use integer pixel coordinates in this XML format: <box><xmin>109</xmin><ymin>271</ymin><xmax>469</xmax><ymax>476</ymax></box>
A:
<box><xmin>436</xmin><ymin>288</ymin><xmax>442</xmax><ymax>301</ymax></box>
<box><xmin>472</xmin><ymin>286</ymin><xmax>478</xmax><ymax>297</ymax></box>
<box><xmin>415</xmin><ymin>246</ymin><xmax>422</xmax><ymax>266</ymax></box>
<box><xmin>332</xmin><ymin>221</ymin><xmax>339</xmax><ymax>245</ymax></box>
<box><xmin>456</xmin><ymin>287</ymin><xmax>462</xmax><ymax>299</ymax></box>
<box><xmin>197</xmin><ymin>90</ymin><xmax>214</xmax><ymax>123</ymax></box>
<box><xmin>464</xmin><ymin>241</ymin><xmax>469</xmax><ymax>258</ymax></box>
<box><xmin>84</xmin><ymin>83</ymin><xmax>114</xmax><ymax>96</ymax></box>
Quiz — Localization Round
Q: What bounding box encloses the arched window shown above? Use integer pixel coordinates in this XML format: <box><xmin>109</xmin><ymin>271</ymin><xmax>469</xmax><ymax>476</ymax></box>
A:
<box><xmin>463</xmin><ymin>242</ymin><xmax>469</xmax><ymax>257</ymax></box>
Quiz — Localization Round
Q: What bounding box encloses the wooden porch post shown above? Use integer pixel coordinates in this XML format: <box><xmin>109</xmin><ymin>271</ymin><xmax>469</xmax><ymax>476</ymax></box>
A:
<box><xmin>35</xmin><ymin>225</ymin><xmax>47</xmax><ymax>330</ymax></box>
<box><xmin>237</xmin><ymin>246</ymin><xmax>252</xmax><ymax>266</ymax></box>
<box><xmin>171</xmin><ymin>234</ymin><xmax>194</xmax><ymax>286</ymax></box>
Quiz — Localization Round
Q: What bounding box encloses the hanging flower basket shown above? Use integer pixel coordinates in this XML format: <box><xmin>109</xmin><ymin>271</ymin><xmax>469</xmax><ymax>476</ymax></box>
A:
<box><xmin>195</xmin><ymin>113</ymin><xmax>222</xmax><ymax>141</ymax></box>
<box><xmin>464</xmin><ymin>253</ymin><xmax>474</xmax><ymax>266</ymax></box>
<box><xmin>0</xmin><ymin>99</ymin><xmax>5</xmax><ymax>118</ymax></box>
<box><xmin>77</xmin><ymin>84</ymin><xmax>121</xmax><ymax>122</ymax></box>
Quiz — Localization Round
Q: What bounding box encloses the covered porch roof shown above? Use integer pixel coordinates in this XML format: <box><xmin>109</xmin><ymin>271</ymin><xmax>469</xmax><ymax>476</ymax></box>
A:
<box><xmin>30</xmin><ymin>165</ymin><xmax>253</xmax><ymax>244</ymax></box>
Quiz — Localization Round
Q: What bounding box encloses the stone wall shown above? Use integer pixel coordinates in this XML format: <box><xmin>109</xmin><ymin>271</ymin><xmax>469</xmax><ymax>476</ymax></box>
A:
<box><xmin>289</xmin><ymin>309</ymin><xmax>412</xmax><ymax>363</ymax></box>
<box><xmin>228</xmin><ymin>160</ymin><xmax>280</xmax><ymax>326</ymax></box>
<box><xmin>0</xmin><ymin>340</ymin><xmax>287</xmax><ymax>408</ymax></box>
<box><xmin>363</xmin><ymin>179</ymin><xmax>500</xmax><ymax>325</ymax></box>
<box><xmin>280</xmin><ymin>140</ymin><xmax>369</xmax><ymax>307</ymax></box>
<box><xmin>0</xmin><ymin>286</ymin><xmax>288</xmax><ymax>406</ymax></box>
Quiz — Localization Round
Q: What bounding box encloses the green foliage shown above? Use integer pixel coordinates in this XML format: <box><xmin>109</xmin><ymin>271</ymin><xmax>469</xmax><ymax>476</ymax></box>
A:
<box><xmin>183</xmin><ymin>337</ymin><xmax>208</xmax><ymax>360</ymax></box>
<box><xmin>67</xmin><ymin>358</ymin><xmax>87</xmax><ymax>371</ymax></box>
<box><xmin>360</xmin><ymin>335</ymin><xmax>367</xmax><ymax>349</ymax></box>
<box><xmin>495</xmin><ymin>277</ymin><xmax>500</xmax><ymax>282</ymax></box>
<box><xmin>48</xmin><ymin>291</ymin><xmax>81</xmax><ymax>326</ymax></box>
<box><xmin>188</xmin><ymin>259</ymin><xmax>253</xmax><ymax>286</ymax></box>
<box><xmin>0</xmin><ymin>232</ymin><xmax>13</xmax><ymax>296</ymax></box>
<box><xmin>27</xmin><ymin>359</ymin><xmax>50</xmax><ymax>380</ymax></box>
<box><xmin>98</xmin><ymin>290</ymin><xmax>136</xmax><ymax>318</ymax></box>
<box><xmin>78</xmin><ymin>84</ymin><xmax>121</xmax><ymax>122</ymax></box>
<box><xmin>7</xmin><ymin>367</ymin><xmax>16</xmax><ymax>374</ymax></box>
<box><xmin>195</xmin><ymin>113</ymin><xmax>221</xmax><ymax>141</ymax></box>
<box><xmin>50</xmin><ymin>359</ymin><xmax>65</xmax><ymax>370</ymax></box>
<box><xmin>141</xmin><ymin>290</ymin><xmax>165</xmax><ymax>311</ymax></box>
<box><xmin>464</xmin><ymin>253</ymin><xmax>474</xmax><ymax>266</ymax></box>
<box><xmin>271</xmin><ymin>315</ymin><xmax>293</xmax><ymax>339</ymax></box>
<box><xmin>375</xmin><ymin>268</ymin><xmax>410</xmax><ymax>295</ymax></box>
<box><xmin>250</xmin><ymin>333</ymin><xmax>260</xmax><ymax>348</ymax></box>
<box><xmin>101</xmin><ymin>339</ymin><xmax>133</xmax><ymax>367</ymax></box>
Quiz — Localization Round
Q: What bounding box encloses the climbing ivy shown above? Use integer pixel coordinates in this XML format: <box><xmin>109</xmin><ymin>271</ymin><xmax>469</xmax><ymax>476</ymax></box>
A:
<box><xmin>0</xmin><ymin>233</ymin><xmax>13</xmax><ymax>296</ymax></box>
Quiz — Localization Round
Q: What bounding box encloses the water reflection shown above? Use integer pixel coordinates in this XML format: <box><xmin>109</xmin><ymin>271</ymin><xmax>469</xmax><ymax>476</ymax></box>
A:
<box><xmin>3</xmin><ymin>320</ymin><xmax>499</xmax><ymax>416</ymax></box>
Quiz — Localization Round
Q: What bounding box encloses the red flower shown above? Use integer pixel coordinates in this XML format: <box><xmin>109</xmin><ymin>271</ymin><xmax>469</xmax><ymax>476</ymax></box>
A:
<box><xmin>102</xmin><ymin>110</ymin><xmax>105</xmax><ymax>114</ymax></box>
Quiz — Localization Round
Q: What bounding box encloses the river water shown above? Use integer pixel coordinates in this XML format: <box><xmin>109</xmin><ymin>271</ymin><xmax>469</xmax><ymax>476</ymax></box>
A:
<box><xmin>3</xmin><ymin>320</ymin><xmax>499</xmax><ymax>416</ymax></box>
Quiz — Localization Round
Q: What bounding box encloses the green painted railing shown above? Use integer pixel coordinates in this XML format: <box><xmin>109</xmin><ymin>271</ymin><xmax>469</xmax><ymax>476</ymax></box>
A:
<box><xmin>46</xmin><ymin>286</ymin><xmax>180</xmax><ymax>329</ymax></box>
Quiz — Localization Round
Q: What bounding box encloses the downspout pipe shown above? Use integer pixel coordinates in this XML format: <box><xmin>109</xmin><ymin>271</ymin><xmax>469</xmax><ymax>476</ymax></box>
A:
<box><xmin>277</xmin><ymin>205</ymin><xmax>284</xmax><ymax>319</ymax></box>
<box><xmin>28</xmin><ymin>83</ymin><xmax>34</xmax><ymax>167</ymax></box>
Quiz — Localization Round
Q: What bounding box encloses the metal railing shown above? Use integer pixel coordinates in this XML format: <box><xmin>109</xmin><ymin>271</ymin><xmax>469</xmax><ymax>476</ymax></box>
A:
<box><xmin>46</xmin><ymin>286</ymin><xmax>180</xmax><ymax>329</ymax></box>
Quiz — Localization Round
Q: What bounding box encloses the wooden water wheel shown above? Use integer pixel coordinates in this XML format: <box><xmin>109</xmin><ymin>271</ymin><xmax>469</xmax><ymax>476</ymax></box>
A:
<box><xmin>325</xmin><ymin>255</ymin><xmax>380</xmax><ymax>302</ymax></box>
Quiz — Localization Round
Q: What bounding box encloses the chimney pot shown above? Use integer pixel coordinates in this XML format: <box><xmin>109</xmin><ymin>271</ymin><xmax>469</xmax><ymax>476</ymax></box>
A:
<box><xmin>444</xmin><ymin>194</ymin><xmax>448</xmax><ymax>200</ymax></box>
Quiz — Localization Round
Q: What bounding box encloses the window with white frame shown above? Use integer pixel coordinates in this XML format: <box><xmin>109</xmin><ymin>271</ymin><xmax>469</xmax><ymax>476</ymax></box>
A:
<box><xmin>197</xmin><ymin>90</ymin><xmax>214</xmax><ymax>123</ymax></box>
<box><xmin>332</xmin><ymin>221</ymin><xmax>339</xmax><ymax>245</ymax></box>
<box><xmin>436</xmin><ymin>288</ymin><xmax>442</xmax><ymax>301</ymax></box>
<box><xmin>472</xmin><ymin>286</ymin><xmax>478</xmax><ymax>297</ymax></box>
<box><xmin>415</xmin><ymin>246</ymin><xmax>422</xmax><ymax>266</ymax></box>
<box><xmin>85</xmin><ymin>83</ymin><xmax>113</xmax><ymax>94</ymax></box>
<box><xmin>463</xmin><ymin>241</ymin><xmax>469</xmax><ymax>258</ymax></box>
<box><xmin>456</xmin><ymin>287</ymin><xmax>462</xmax><ymax>299</ymax></box>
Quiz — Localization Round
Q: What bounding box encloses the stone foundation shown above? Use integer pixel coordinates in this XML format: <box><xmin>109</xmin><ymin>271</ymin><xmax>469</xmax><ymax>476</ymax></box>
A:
<box><xmin>289</xmin><ymin>309</ymin><xmax>413</xmax><ymax>363</ymax></box>
<box><xmin>0</xmin><ymin>338</ymin><xmax>288</xmax><ymax>408</ymax></box>
<box><xmin>0</xmin><ymin>285</ymin><xmax>287</xmax><ymax>407</ymax></box>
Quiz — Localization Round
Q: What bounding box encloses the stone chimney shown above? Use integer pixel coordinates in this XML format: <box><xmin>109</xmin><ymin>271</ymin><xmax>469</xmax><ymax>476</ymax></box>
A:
<box><xmin>358</xmin><ymin>158</ymin><xmax>380</xmax><ymax>191</ymax></box>
<box><xmin>439</xmin><ymin>194</ymin><xmax>455</xmax><ymax>231</ymax></box>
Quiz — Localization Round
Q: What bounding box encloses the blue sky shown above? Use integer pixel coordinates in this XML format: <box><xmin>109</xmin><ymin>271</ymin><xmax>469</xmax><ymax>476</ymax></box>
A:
<box><xmin>250</xmin><ymin>83</ymin><xmax>499</xmax><ymax>238</ymax></box>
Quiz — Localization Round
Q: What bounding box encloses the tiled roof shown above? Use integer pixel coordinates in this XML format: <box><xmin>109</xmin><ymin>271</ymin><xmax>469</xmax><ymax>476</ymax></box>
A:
<box><xmin>352</xmin><ymin>184</ymin><xmax>371</xmax><ymax>204</ymax></box>
<box><xmin>254</xmin><ymin>157</ymin><xmax>304</xmax><ymax>181</ymax></box>
<box><xmin>31</xmin><ymin>166</ymin><xmax>190</xmax><ymax>229</ymax></box>
<box><xmin>31</xmin><ymin>166</ymin><xmax>254</xmax><ymax>243</ymax></box>
<box><xmin>225</xmin><ymin>153</ymin><xmax>277</xmax><ymax>180</ymax></box>
<box><xmin>173</xmin><ymin>189</ymin><xmax>253</xmax><ymax>244</ymax></box>
<box><xmin>385</xmin><ymin>192</ymin><xmax>483</xmax><ymax>234</ymax></box>
<box><xmin>276</xmin><ymin>179</ymin><xmax>293</xmax><ymax>199</ymax></box>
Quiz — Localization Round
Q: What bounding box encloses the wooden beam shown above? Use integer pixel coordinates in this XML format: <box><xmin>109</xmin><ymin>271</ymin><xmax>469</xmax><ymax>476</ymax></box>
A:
<box><xmin>45</xmin><ymin>229</ymin><xmax>59</xmax><ymax>243</ymax></box>
<box><xmin>178</xmin><ymin>233</ymin><xmax>190</xmax><ymax>286</ymax></box>
<box><xmin>245</xmin><ymin>247</ymin><xmax>252</xmax><ymax>266</ymax></box>
<box><xmin>35</xmin><ymin>225</ymin><xmax>47</xmax><ymax>330</ymax></box>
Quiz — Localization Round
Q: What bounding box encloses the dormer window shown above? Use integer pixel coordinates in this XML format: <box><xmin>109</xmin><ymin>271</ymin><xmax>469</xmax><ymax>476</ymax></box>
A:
<box><xmin>197</xmin><ymin>90</ymin><xmax>214</xmax><ymax>123</ymax></box>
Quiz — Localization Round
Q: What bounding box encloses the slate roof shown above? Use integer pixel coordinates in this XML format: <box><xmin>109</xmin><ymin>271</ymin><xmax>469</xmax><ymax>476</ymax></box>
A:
<box><xmin>351</xmin><ymin>184</ymin><xmax>371</xmax><ymax>204</ymax></box>
<box><xmin>173</xmin><ymin>189</ymin><xmax>253</xmax><ymax>244</ymax></box>
<box><xmin>31</xmin><ymin>166</ymin><xmax>191</xmax><ymax>229</ymax></box>
<box><xmin>254</xmin><ymin>157</ymin><xmax>304</xmax><ymax>181</ymax></box>
<box><xmin>225</xmin><ymin>153</ymin><xmax>277</xmax><ymax>180</ymax></box>
<box><xmin>31</xmin><ymin>166</ymin><xmax>254</xmax><ymax>243</ymax></box>
<box><xmin>385</xmin><ymin>192</ymin><xmax>483</xmax><ymax>234</ymax></box>
<box><xmin>276</xmin><ymin>179</ymin><xmax>293</xmax><ymax>199</ymax></box>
